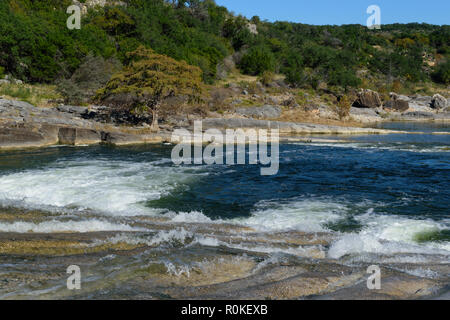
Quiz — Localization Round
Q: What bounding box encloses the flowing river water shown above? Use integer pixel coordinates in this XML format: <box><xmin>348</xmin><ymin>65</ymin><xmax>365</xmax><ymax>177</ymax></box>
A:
<box><xmin>0</xmin><ymin>122</ymin><xmax>448</xmax><ymax>299</ymax></box>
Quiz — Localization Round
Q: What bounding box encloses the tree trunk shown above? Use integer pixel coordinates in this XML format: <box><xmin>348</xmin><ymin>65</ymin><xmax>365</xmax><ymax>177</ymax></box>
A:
<box><xmin>150</xmin><ymin>108</ymin><xmax>159</xmax><ymax>133</ymax></box>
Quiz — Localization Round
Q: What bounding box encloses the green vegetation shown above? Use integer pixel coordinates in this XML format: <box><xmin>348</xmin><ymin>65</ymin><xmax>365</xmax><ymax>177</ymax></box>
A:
<box><xmin>0</xmin><ymin>0</ymin><xmax>448</xmax><ymax>101</ymax></box>
<box><xmin>96</xmin><ymin>46</ymin><xmax>204</xmax><ymax>131</ymax></box>
<box><xmin>57</xmin><ymin>54</ymin><xmax>122</xmax><ymax>105</ymax></box>
<box><xmin>432</xmin><ymin>60</ymin><xmax>450</xmax><ymax>84</ymax></box>
<box><xmin>331</xmin><ymin>94</ymin><xmax>353</xmax><ymax>120</ymax></box>
<box><xmin>239</xmin><ymin>46</ymin><xmax>276</xmax><ymax>75</ymax></box>
<box><xmin>0</xmin><ymin>83</ymin><xmax>61</xmax><ymax>107</ymax></box>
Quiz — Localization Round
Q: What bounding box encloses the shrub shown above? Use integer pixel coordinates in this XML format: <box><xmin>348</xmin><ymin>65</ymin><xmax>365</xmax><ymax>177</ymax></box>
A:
<box><xmin>239</xmin><ymin>46</ymin><xmax>276</xmax><ymax>76</ymax></box>
<box><xmin>57</xmin><ymin>54</ymin><xmax>122</xmax><ymax>105</ymax></box>
<box><xmin>258</xmin><ymin>71</ymin><xmax>275</xmax><ymax>86</ymax></box>
<box><xmin>281</xmin><ymin>51</ymin><xmax>304</xmax><ymax>87</ymax></box>
<box><xmin>331</xmin><ymin>94</ymin><xmax>353</xmax><ymax>120</ymax></box>
<box><xmin>432</xmin><ymin>60</ymin><xmax>450</xmax><ymax>84</ymax></box>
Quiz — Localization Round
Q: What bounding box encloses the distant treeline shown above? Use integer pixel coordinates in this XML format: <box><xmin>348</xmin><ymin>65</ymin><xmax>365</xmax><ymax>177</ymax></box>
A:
<box><xmin>0</xmin><ymin>0</ymin><xmax>449</xmax><ymax>88</ymax></box>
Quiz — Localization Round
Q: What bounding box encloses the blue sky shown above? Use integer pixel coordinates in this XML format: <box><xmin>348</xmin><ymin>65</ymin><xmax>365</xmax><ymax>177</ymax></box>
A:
<box><xmin>215</xmin><ymin>0</ymin><xmax>450</xmax><ymax>26</ymax></box>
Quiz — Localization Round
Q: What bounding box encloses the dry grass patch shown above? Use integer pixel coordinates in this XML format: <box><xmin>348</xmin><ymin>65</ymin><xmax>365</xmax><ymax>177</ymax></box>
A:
<box><xmin>0</xmin><ymin>83</ymin><xmax>61</xmax><ymax>108</ymax></box>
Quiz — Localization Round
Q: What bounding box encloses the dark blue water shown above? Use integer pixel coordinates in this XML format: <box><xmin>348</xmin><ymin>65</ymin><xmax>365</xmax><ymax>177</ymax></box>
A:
<box><xmin>0</xmin><ymin>122</ymin><xmax>448</xmax><ymax>242</ymax></box>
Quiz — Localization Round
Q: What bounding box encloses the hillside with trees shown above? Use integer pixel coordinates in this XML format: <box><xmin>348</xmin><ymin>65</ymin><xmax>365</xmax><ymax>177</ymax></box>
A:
<box><xmin>0</xmin><ymin>0</ymin><xmax>448</xmax><ymax>115</ymax></box>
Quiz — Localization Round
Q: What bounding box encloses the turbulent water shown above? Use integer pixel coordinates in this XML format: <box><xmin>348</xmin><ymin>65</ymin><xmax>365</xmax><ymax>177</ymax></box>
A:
<box><xmin>0</xmin><ymin>122</ymin><xmax>449</xmax><ymax>299</ymax></box>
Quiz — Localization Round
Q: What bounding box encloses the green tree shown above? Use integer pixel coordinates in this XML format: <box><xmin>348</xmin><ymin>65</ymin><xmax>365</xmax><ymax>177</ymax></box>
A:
<box><xmin>97</xmin><ymin>46</ymin><xmax>204</xmax><ymax>132</ymax></box>
<box><xmin>282</xmin><ymin>51</ymin><xmax>304</xmax><ymax>87</ymax></box>
<box><xmin>432</xmin><ymin>60</ymin><xmax>450</xmax><ymax>84</ymax></box>
<box><xmin>239</xmin><ymin>45</ymin><xmax>275</xmax><ymax>76</ymax></box>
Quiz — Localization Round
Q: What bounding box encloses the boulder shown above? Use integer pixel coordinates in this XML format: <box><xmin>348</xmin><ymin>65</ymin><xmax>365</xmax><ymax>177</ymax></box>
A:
<box><xmin>431</xmin><ymin>94</ymin><xmax>447</xmax><ymax>110</ymax></box>
<box><xmin>390</xmin><ymin>92</ymin><xmax>411</xmax><ymax>102</ymax></box>
<box><xmin>384</xmin><ymin>99</ymin><xmax>409</xmax><ymax>112</ymax></box>
<box><xmin>235</xmin><ymin>105</ymin><xmax>282</xmax><ymax>119</ymax></box>
<box><xmin>353</xmin><ymin>89</ymin><xmax>382</xmax><ymax>108</ymax></box>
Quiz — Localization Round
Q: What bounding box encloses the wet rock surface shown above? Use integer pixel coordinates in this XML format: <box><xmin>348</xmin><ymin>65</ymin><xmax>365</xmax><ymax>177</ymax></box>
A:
<box><xmin>0</xmin><ymin>211</ymin><xmax>447</xmax><ymax>300</ymax></box>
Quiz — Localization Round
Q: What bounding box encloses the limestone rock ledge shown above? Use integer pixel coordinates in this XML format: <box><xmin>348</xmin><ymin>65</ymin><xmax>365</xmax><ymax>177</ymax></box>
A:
<box><xmin>0</xmin><ymin>98</ymin><xmax>167</xmax><ymax>149</ymax></box>
<box><xmin>0</xmin><ymin>98</ymin><xmax>411</xmax><ymax>150</ymax></box>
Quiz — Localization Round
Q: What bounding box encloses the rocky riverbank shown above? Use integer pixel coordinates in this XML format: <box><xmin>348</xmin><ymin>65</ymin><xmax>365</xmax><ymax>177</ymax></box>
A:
<box><xmin>1</xmin><ymin>97</ymin><xmax>449</xmax><ymax>150</ymax></box>
<box><xmin>349</xmin><ymin>90</ymin><xmax>450</xmax><ymax>123</ymax></box>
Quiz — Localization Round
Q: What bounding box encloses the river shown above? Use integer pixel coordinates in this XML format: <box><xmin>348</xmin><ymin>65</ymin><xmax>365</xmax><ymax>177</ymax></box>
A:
<box><xmin>0</xmin><ymin>122</ymin><xmax>448</xmax><ymax>299</ymax></box>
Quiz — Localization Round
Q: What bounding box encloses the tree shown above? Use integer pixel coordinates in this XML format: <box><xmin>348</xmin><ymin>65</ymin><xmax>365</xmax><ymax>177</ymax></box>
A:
<box><xmin>282</xmin><ymin>51</ymin><xmax>304</xmax><ymax>87</ymax></box>
<box><xmin>432</xmin><ymin>60</ymin><xmax>450</xmax><ymax>85</ymax></box>
<box><xmin>239</xmin><ymin>45</ymin><xmax>275</xmax><ymax>76</ymax></box>
<box><xmin>96</xmin><ymin>46</ymin><xmax>204</xmax><ymax>132</ymax></box>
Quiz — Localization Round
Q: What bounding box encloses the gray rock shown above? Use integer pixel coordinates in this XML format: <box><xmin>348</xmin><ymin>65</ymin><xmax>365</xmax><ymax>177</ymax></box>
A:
<box><xmin>390</xmin><ymin>92</ymin><xmax>411</xmax><ymax>102</ymax></box>
<box><xmin>235</xmin><ymin>105</ymin><xmax>282</xmax><ymax>119</ymax></box>
<box><xmin>0</xmin><ymin>125</ymin><xmax>59</xmax><ymax>148</ymax></box>
<box><xmin>401</xmin><ymin>111</ymin><xmax>435</xmax><ymax>119</ymax></box>
<box><xmin>353</xmin><ymin>89</ymin><xmax>382</xmax><ymax>108</ymax></box>
<box><xmin>350</xmin><ymin>107</ymin><xmax>378</xmax><ymax>116</ymax></box>
<box><xmin>100</xmin><ymin>131</ymin><xmax>144</xmax><ymax>145</ymax></box>
<box><xmin>58</xmin><ymin>127</ymin><xmax>101</xmax><ymax>145</ymax></box>
<box><xmin>56</xmin><ymin>105</ymin><xmax>89</xmax><ymax>116</ymax></box>
<box><xmin>431</xmin><ymin>94</ymin><xmax>447</xmax><ymax>109</ymax></box>
<box><xmin>384</xmin><ymin>100</ymin><xmax>409</xmax><ymax>112</ymax></box>
<box><xmin>410</xmin><ymin>95</ymin><xmax>432</xmax><ymax>107</ymax></box>
<box><xmin>200</xmin><ymin>118</ymin><xmax>392</xmax><ymax>135</ymax></box>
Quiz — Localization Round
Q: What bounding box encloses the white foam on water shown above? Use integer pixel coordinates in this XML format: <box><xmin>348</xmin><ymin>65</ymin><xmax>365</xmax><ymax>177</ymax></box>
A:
<box><xmin>0</xmin><ymin>219</ymin><xmax>136</xmax><ymax>233</ymax></box>
<box><xmin>167</xmin><ymin>211</ymin><xmax>214</xmax><ymax>223</ymax></box>
<box><xmin>293</xmin><ymin>142</ymin><xmax>450</xmax><ymax>153</ymax></box>
<box><xmin>329</xmin><ymin>213</ymin><xmax>450</xmax><ymax>259</ymax></box>
<box><xmin>233</xmin><ymin>198</ymin><xmax>344</xmax><ymax>232</ymax></box>
<box><xmin>105</xmin><ymin>228</ymin><xmax>194</xmax><ymax>247</ymax></box>
<box><xmin>104</xmin><ymin>228</ymin><xmax>221</xmax><ymax>249</ymax></box>
<box><xmin>0</xmin><ymin>159</ymin><xmax>204</xmax><ymax>216</ymax></box>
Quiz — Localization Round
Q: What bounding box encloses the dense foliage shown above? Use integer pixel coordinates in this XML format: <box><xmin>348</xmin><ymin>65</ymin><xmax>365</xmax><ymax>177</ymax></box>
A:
<box><xmin>96</xmin><ymin>45</ymin><xmax>204</xmax><ymax>131</ymax></box>
<box><xmin>0</xmin><ymin>0</ymin><xmax>448</xmax><ymax>91</ymax></box>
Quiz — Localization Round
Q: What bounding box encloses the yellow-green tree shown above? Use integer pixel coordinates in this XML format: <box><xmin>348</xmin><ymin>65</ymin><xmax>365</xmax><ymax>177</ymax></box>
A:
<box><xmin>97</xmin><ymin>46</ymin><xmax>204</xmax><ymax>132</ymax></box>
